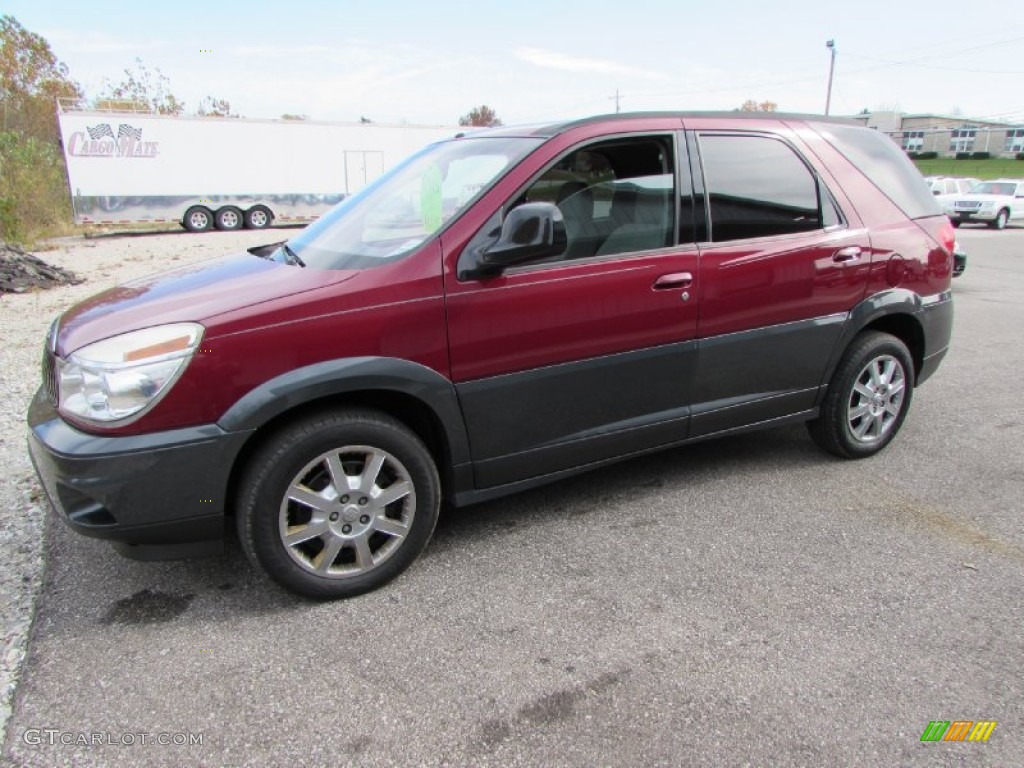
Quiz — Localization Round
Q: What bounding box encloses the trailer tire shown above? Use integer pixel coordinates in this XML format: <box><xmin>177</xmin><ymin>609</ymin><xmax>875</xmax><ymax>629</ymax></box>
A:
<box><xmin>183</xmin><ymin>206</ymin><xmax>214</xmax><ymax>232</ymax></box>
<box><xmin>244</xmin><ymin>206</ymin><xmax>273</xmax><ymax>230</ymax></box>
<box><xmin>215</xmin><ymin>206</ymin><xmax>244</xmax><ymax>231</ymax></box>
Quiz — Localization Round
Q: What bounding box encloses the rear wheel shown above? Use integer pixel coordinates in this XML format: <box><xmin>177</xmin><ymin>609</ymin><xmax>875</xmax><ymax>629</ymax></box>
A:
<box><xmin>237</xmin><ymin>409</ymin><xmax>440</xmax><ymax>599</ymax></box>
<box><xmin>182</xmin><ymin>206</ymin><xmax>213</xmax><ymax>232</ymax></box>
<box><xmin>215</xmin><ymin>206</ymin><xmax>244</xmax><ymax>231</ymax></box>
<box><xmin>989</xmin><ymin>209</ymin><xmax>1008</xmax><ymax>230</ymax></box>
<box><xmin>244</xmin><ymin>206</ymin><xmax>273</xmax><ymax>229</ymax></box>
<box><xmin>807</xmin><ymin>331</ymin><xmax>914</xmax><ymax>459</ymax></box>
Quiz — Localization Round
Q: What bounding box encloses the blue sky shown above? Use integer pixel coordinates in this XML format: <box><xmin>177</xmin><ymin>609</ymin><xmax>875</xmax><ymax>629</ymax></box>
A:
<box><xmin>7</xmin><ymin>1</ymin><xmax>1024</xmax><ymax>125</ymax></box>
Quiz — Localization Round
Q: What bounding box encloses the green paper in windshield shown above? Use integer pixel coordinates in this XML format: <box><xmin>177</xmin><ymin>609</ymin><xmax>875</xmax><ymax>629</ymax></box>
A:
<box><xmin>420</xmin><ymin>164</ymin><xmax>443</xmax><ymax>232</ymax></box>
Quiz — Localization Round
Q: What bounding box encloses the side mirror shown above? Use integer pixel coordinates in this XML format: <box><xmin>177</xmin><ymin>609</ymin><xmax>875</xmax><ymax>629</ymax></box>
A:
<box><xmin>476</xmin><ymin>203</ymin><xmax>567</xmax><ymax>274</ymax></box>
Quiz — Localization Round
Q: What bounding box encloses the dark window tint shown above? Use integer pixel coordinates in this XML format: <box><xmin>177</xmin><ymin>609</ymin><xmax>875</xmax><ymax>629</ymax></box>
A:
<box><xmin>812</xmin><ymin>122</ymin><xmax>942</xmax><ymax>220</ymax></box>
<box><xmin>700</xmin><ymin>134</ymin><xmax>822</xmax><ymax>242</ymax></box>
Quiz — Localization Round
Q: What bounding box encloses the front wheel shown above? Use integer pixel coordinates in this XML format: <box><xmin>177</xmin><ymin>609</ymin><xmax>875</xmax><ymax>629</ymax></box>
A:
<box><xmin>244</xmin><ymin>206</ymin><xmax>273</xmax><ymax>229</ymax></box>
<box><xmin>989</xmin><ymin>209</ymin><xmax>1008</xmax><ymax>230</ymax></box>
<box><xmin>236</xmin><ymin>409</ymin><xmax>440</xmax><ymax>599</ymax></box>
<box><xmin>807</xmin><ymin>331</ymin><xmax>914</xmax><ymax>459</ymax></box>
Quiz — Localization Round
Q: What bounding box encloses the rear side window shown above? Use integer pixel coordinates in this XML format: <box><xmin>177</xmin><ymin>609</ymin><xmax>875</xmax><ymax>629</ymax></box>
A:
<box><xmin>699</xmin><ymin>134</ymin><xmax>823</xmax><ymax>242</ymax></box>
<box><xmin>813</xmin><ymin>122</ymin><xmax>942</xmax><ymax>220</ymax></box>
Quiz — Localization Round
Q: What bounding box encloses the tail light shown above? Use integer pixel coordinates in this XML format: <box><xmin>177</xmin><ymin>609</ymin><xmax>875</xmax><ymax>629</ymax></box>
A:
<box><xmin>917</xmin><ymin>215</ymin><xmax>956</xmax><ymax>256</ymax></box>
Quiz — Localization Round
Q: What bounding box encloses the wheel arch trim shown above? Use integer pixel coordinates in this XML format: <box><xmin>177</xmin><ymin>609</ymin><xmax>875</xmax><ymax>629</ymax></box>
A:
<box><xmin>216</xmin><ymin>356</ymin><xmax>472</xmax><ymax>466</ymax></box>
<box><xmin>816</xmin><ymin>289</ymin><xmax>941</xmax><ymax>396</ymax></box>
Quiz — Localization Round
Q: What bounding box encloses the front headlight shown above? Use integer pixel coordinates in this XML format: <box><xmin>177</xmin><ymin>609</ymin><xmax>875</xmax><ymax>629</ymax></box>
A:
<box><xmin>979</xmin><ymin>201</ymin><xmax>996</xmax><ymax>209</ymax></box>
<box><xmin>57</xmin><ymin>323</ymin><xmax>203</xmax><ymax>423</ymax></box>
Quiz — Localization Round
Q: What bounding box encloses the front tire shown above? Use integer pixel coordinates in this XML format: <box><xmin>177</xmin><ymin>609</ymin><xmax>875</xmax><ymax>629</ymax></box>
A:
<box><xmin>989</xmin><ymin>209</ymin><xmax>1008</xmax><ymax>230</ymax></box>
<box><xmin>236</xmin><ymin>409</ymin><xmax>440</xmax><ymax>599</ymax></box>
<box><xmin>244</xmin><ymin>206</ymin><xmax>273</xmax><ymax>229</ymax></box>
<box><xmin>807</xmin><ymin>331</ymin><xmax>914</xmax><ymax>459</ymax></box>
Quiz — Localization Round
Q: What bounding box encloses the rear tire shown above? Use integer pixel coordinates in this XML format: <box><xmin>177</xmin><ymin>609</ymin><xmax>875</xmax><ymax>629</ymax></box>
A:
<box><xmin>183</xmin><ymin>206</ymin><xmax>213</xmax><ymax>232</ymax></box>
<box><xmin>244</xmin><ymin>206</ymin><xmax>273</xmax><ymax>229</ymax></box>
<box><xmin>215</xmin><ymin>206</ymin><xmax>244</xmax><ymax>231</ymax></box>
<box><xmin>236</xmin><ymin>409</ymin><xmax>441</xmax><ymax>599</ymax></box>
<box><xmin>807</xmin><ymin>331</ymin><xmax>914</xmax><ymax>459</ymax></box>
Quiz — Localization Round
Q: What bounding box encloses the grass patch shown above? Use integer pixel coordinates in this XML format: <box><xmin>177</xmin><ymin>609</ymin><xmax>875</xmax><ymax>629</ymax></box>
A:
<box><xmin>913</xmin><ymin>157</ymin><xmax>1024</xmax><ymax>180</ymax></box>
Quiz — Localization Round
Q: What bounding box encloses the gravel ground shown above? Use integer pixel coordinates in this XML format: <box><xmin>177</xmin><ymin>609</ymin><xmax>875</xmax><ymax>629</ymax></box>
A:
<box><xmin>0</xmin><ymin>228</ymin><xmax>288</xmax><ymax>734</ymax></box>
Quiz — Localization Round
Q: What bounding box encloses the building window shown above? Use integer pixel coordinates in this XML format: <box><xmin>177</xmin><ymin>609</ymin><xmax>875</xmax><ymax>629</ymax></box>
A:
<box><xmin>902</xmin><ymin>131</ymin><xmax>925</xmax><ymax>151</ymax></box>
<box><xmin>950</xmin><ymin>128</ymin><xmax>977</xmax><ymax>153</ymax></box>
<box><xmin>1005</xmin><ymin>129</ymin><xmax>1024</xmax><ymax>153</ymax></box>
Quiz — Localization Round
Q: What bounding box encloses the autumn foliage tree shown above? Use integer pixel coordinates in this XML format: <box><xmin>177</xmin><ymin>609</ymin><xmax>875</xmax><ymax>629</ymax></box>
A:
<box><xmin>0</xmin><ymin>15</ymin><xmax>82</xmax><ymax>241</ymax></box>
<box><xmin>458</xmin><ymin>105</ymin><xmax>502</xmax><ymax>127</ymax></box>
<box><xmin>738</xmin><ymin>99</ymin><xmax>778</xmax><ymax>112</ymax></box>
<box><xmin>94</xmin><ymin>58</ymin><xmax>185</xmax><ymax>115</ymax></box>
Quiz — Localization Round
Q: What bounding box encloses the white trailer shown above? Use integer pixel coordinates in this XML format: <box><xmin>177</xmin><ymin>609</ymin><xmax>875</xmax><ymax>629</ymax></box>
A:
<box><xmin>56</xmin><ymin>103</ymin><xmax>458</xmax><ymax>231</ymax></box>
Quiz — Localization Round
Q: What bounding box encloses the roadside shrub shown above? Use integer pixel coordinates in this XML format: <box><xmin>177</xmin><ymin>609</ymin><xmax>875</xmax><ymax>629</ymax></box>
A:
<box><xmin>970</xmin><ymin>152</ymin><xmax>991</xmax><ymax>160</ymax></box>
<box><xmin>1017</xmin><ymin>152</ymin><xmax>1024</xmax><ymax>161</ymax></box>
<box><xmin>917</xmin><ymin>151</ymin><xmax>938</xmax><ymax>160</ymax></box>
<box><xmin>0</xmin><ymin>132</ymin><xmax>73</xmax><ymax>245</ymax></box>
<box><xmin>954</xmin><ymin>152</ymin><xmax>971</xmax><ymax>160</ymax></box>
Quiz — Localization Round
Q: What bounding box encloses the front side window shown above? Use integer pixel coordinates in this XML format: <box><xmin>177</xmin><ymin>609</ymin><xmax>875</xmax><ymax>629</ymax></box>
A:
<box><xmin>283</xmin><ymin>136</ymin><xmax>541</xmax><ymax>270</ymax></box>
<box><xmin>699</xmin><ymin>134</ymin><xmax>827</xmax><ymax>242</ymax></box>
<box><xmin>519</xmin><ymin>136</ymin><xmax>679</xmax><ymax>261</ymax></box>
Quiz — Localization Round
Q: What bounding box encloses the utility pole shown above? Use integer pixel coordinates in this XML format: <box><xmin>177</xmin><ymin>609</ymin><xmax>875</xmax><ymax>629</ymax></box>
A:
<box><xmin>825</xmin><ymin>39</ymin><xmax>836</xmax><ymax>116</ymax></box>
<box><xmin>610</xmin><ymin>89</ymin><xmax>621</xmax><ymax>113</ymax></box>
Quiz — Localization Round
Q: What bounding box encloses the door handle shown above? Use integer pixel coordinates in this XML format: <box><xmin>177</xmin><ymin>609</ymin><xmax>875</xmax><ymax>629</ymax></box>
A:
<box><xmin>653</xmin><ymin>272</ymin><xmax>693</xmax><ymax>290</ymax></box>
<box><xmin>832</xmin><ymin>246</ymin><xmax>862</xmax><ymax>263</ymax></box>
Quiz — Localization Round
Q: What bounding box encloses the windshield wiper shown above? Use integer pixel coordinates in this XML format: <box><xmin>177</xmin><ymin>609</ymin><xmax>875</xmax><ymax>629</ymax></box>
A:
<box><xmin>280</xmin><ymin>243</ymin><xmax>306</xmax><ymax>268</ymax></box>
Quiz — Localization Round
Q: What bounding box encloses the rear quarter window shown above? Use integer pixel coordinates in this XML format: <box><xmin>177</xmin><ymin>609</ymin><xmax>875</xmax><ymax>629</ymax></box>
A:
<box><xmin>812</xmin><ymin>122</ymin><xmax>942</xmax><ymax>220</ymax></box>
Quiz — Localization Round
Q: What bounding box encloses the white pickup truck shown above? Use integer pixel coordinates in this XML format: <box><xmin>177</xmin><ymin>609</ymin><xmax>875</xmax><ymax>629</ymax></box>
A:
<box><xmin>946</xmin><ymin>179</ymin><xmax>1024</xmax><ymax>229</ymax></box>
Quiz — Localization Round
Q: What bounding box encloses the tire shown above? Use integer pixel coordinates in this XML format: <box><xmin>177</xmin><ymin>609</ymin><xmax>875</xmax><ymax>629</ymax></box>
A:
<box><xmin>989</xmin><ymin>209</ymin><xmax>1008</xmax><ymax>230</ymax></box>
<box><xmin>807</xmin><ymin>331</ymin><xmax>914</xmax><ymax>459</ymax></box>
<box><xmin>215</xmin><ymin>206</ymin><xmax>244</xmax><ymax>231</ymax></box>
<box><xmin>183</xmin><ymin>206</ymin><xmax>213</xmax><ymax>232</ymax></box>
<box><xmin>236</xmin><ymin>409</ymin><xmax>441</xmax><ymax>599</ymax></box>
<box><xmin>951</xmin><ymin>220</ymin><xmax>961</xmax><ymax>228</ymax></box>
<box><xmin>244</xmin><ymin>206</ymin><xmax>273</xmax><ymax>229</ymax></box>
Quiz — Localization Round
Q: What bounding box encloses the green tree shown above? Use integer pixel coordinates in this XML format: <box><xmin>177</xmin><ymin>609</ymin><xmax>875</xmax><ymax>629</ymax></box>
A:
<box><xmin>0</xmin><ymin>15</ymin><xmax>82</xmax><ymax>242</ymax></box>
<box><xmin>196</xmin><ymin>96</ymin><xmax>237</xmax><ymax>117</ymax></box>
<box><xmin>458</xmin><ymin>105</ymin><xmax>502</xmax><ymax>127</ymax></box>
<box><xmin>94</xmin><ymin>58</ymin><xmax>185</xmax><ymax>115</ymax></box>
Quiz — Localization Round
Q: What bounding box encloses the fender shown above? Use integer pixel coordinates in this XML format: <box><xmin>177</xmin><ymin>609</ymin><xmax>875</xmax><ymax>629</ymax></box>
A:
<box><xmin>816</xmin><ymin>288</ymin><xmax>952</xmax><ymax>397</ymax></box>
<box><xmin>216</xmin><ymin>356</ymin><xmax>472</xmax><ymax>467</ymax></box>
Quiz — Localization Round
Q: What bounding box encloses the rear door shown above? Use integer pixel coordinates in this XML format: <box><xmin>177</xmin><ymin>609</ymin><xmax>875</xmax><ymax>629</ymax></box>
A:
<box><xmin>443</xmin><ymin>123</ymin><xmax>701</xmax><ymax>489</ymax></box>
<box><xmin>687</xmin><ymin>123</ymin><xmax>872</xmax><ymax>437</ymax></box>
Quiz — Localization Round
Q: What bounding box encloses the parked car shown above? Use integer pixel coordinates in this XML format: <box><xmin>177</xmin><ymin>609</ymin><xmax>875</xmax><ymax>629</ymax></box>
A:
<box><xmin>28</xmin><ymin>113</ymin><xmax>955</xmax><ymax>599</ymax></box>
<box><xmin>953</xmin><ymin>240</ymin><xmax>967</xmax><ymax>277</ymax></box>
<box><xmin>924</xmin><ymin>176</ymin><xmax>979</xmax><ymax>207</ymax></box>
<box><xmin>945</xmin><ymin>178</ymin><xmax>1024</xmax><ymax>229</ymax></box>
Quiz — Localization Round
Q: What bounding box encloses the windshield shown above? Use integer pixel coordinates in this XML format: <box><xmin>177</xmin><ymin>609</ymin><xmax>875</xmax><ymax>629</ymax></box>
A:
<box><xmin>973</xmin><ymin>182</ymin><xmax>1017</xmax><ymax>196</ymax></box>
<box><xmin>280</xmin><ymin>136</ymin><xmax>542</xmax><ymax>270</ymax></box>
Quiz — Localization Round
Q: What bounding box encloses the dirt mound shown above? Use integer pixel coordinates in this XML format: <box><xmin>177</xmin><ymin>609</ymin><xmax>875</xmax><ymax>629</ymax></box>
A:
<box><xmin>0</xmin><ymin>242</ymin><xmax>84</xmax><ymax>294</ymax></box>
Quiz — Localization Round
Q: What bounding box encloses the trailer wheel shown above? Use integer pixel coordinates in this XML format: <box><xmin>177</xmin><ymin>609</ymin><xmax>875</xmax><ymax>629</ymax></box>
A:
<box><xmin>215</xmin><ymin>206</ymin><xmax>244</xmax><ymax>231</ymax></box>
<box><xmin>244</xmin><ymin>206</ymin><xmax>273</xmax><ymax>230</ymax></box>
<box><xmin>183</xmin><ymin>206</ymin><xmax>214</xmax><ymax>232</ymax></box>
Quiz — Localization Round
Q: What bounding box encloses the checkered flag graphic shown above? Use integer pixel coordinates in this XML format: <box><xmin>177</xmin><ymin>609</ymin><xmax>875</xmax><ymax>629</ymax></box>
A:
<box><xmin>118</xmin><ymin>124</ymin><xmax>143</xmax><ymax>140</ymax></box>
<box><xmin>86</xmin><ymin>124</ymin><xmax>114</xmax><ymax>140</ymax></box>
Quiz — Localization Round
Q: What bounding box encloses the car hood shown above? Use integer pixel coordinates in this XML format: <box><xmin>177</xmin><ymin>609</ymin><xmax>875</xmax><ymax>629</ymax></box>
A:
<box><xmin>56</xmin><ymin>251</ymin><xmax>355</xmax><ymax>356</ymax></box>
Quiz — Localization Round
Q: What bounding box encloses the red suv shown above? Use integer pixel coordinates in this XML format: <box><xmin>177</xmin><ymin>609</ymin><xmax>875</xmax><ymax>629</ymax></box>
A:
<box><xmin>28</xmin><ymin>113</ymin><xmax>955</xmax><ymax>598</ymax></box>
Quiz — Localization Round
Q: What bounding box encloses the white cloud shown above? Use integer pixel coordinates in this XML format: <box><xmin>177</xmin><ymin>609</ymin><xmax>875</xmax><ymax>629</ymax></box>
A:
<box><xmin>44</xmin><ymin>28</ymin><xmax>166</xmax><ymax>55</ymax></box>
<box><xmin>515</xmin><ymin>48</ymin><xmax>668</xmax><ymax>81</ymax></box>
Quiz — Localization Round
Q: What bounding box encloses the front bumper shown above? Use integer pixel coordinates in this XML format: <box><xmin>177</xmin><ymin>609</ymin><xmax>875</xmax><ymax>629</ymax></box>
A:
<box><xmin>27</xmin><ymin>388</ymin><xmax>252</xmax><ymax>560</ymax></box>
<box><xmin>948</xmin><ymin>209</ymin><xmax>997</xmax><ymax>223</ymax></box>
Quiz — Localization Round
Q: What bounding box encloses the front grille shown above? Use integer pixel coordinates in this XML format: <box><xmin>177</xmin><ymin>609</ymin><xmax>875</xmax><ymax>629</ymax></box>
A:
<box><xmin>955</xmin><ymin>201</ymin><xmax>982</xmax><ymax>211</ymax></box>
<box><xmin>42</xmin><ymin>349</ymin><xmax>58</xmax><ymax>406</ymax></box>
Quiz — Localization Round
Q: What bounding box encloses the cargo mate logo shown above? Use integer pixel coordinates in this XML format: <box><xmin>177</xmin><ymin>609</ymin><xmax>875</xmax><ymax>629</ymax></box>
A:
<box><xmin>67</xmin><ymin>123</ymin><xmax>159</xmax><ymax>158</ymax></box>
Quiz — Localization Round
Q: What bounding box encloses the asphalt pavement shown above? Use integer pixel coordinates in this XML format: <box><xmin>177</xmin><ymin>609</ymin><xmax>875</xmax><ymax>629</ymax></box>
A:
<box><xmin>4</xmin><ymin>227</ymin><xmax>1022</xmax><ymax>767</ymax></box>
